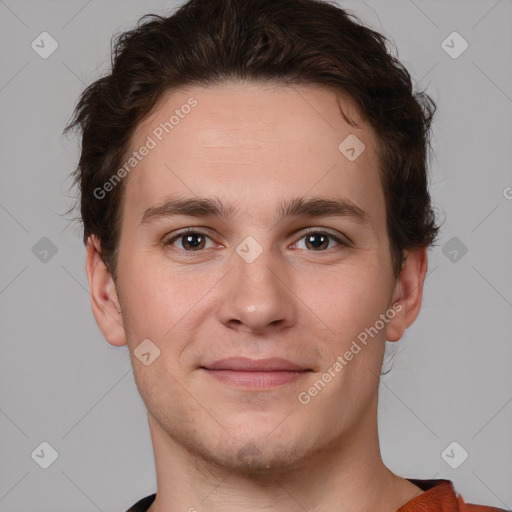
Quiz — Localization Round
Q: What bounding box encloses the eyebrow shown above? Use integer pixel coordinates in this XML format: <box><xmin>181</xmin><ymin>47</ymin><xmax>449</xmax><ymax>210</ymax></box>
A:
<box><xmin>138</xmin><ymin>195</ymin><xmax>371</xmax><ymax>228</ymax></box>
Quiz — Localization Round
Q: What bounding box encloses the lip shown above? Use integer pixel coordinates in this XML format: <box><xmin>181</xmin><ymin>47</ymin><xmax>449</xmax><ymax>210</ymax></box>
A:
<box><xmin>203</xmin><ymin>357</ymin><xmax>307</xmax><ymax>371</ymax></box>
<box><xmin>201</xmin><ymin>358</ymin><xmax>311</xmax><ymax>389</ymax></box>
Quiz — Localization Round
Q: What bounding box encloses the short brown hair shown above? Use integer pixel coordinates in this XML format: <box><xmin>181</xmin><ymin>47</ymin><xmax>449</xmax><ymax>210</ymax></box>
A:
<box><xmin>64</xmin><ymin>0</ymin><xmax>440</xmax><ymax>282</ymax></box>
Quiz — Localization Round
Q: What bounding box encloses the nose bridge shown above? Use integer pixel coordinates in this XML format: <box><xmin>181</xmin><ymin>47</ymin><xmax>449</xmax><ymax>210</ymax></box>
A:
<box><xmin>235</xmin><ymin>234</ymin><xmax>274</xmax><ymax>282</ymax></box>
<box><xmin>217</xmin><ymin>234</ymin><xmax>296</xmax><ymax>332</ymax></box>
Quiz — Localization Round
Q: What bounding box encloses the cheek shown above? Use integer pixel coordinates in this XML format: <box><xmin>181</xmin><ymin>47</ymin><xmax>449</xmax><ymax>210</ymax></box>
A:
<box><xmin>118</xmin><ymin>252</ymin><xmax>216</xmax><ymax>347</ymax></box>
<box><xmin>299</xmin><ymin>265</ymin><xmax>391</xmax><ymax>340</ymax></box>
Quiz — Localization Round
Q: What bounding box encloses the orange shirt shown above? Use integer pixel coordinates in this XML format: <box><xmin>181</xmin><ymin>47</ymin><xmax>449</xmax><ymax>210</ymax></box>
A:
<box><xmin>398</xmin><ymin>479</ymin><xmax>508</xmax><ymax>512</ymax></box>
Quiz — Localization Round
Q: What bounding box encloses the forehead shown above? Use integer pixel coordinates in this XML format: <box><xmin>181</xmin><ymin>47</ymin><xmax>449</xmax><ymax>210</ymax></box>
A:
<box><xmin>135</xmin><ymin>81</ymin><xmax>372</xmax><ymax>157</ymax></box>
<box><xmin>121</xmin><ymin>82</ymin><xmax>385</xmax><ymax>234</ymax></box>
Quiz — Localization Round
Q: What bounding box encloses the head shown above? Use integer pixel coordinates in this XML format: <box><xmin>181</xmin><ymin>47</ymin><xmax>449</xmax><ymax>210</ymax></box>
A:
<box><xmin>65</xmin><ymin>0</ymin><xmax>440</xmax><ymax>476</ymax></box>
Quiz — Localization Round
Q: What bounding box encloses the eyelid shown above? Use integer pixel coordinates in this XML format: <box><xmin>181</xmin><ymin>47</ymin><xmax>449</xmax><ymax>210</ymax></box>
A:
<box><xmin>163</xmin><ymin>227</ymin><xmax>220</xmax><ymax>248</ymax></box>
<box><xmin>163</xmin><ymin>226</ymin><xmax>351</xmax><ymax>252</ymax></box>
<box><xmin>297</xmin><ymin>227</ymin><xmax>352</xmax><ymax>246</ymax></box>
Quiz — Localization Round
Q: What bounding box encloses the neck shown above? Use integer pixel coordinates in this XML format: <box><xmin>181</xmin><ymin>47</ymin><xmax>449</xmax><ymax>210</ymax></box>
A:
<box><xmin>145</xmin><ymin>406</ymin><xmax>422</xmax><ymax>512</ymax></box>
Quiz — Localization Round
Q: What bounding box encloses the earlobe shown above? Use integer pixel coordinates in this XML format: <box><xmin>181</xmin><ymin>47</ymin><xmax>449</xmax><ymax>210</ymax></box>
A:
<box><xmin>386</xmin><ymin>246</ymin><xmax>428</xmax><ymax>342</ymax></box>
<box><xmin>85</xmin><ymin>235</ymin><xmax>127</xmax><ymax>347</ymax></box>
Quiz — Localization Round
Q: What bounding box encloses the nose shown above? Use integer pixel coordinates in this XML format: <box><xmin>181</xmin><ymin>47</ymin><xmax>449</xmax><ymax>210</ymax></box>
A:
<box><xmin>216</xmin><ymin>241</ymin><xmax>298</xmax><ymax>335</ymax></box>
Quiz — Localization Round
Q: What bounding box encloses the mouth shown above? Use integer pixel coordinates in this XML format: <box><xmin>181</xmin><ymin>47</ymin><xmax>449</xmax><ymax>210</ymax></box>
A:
<box><xmin>201</xmin><ymin>357</ymin><xmax>312</xmax><ymax>389</ymax></box>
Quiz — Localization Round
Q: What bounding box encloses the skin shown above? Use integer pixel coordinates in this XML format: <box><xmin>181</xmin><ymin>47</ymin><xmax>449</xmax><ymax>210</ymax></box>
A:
<box><xmin>86</xmin><ymin>82</ymin><xmax>428</xmax><ymax>512</ymax></box>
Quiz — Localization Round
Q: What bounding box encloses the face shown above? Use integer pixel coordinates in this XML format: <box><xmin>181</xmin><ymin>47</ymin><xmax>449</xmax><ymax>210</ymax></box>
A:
<box><xmin>97</xmin><ymin>82</ymin><xmax>409</xmax><ymax>475</ymax></box>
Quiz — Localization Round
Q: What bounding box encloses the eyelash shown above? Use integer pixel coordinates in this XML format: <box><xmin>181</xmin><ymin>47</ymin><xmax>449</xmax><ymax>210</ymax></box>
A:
<box><xmin>162</xmin><ymin>228</ymin><xmax>350</xmax><ymax>253</ymax></box>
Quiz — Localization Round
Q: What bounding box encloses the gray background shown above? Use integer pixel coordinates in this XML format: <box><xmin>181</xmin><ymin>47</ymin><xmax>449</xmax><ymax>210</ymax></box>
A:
<box><xmin>1</xmin><ymin>0</ymin><xmax>511</xmax><ymax>510</ymax></box>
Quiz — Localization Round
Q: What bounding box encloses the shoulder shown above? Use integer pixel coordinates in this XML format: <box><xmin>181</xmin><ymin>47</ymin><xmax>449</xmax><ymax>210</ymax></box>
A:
<box><xmin>401</xmin><ymin>479</ymin><xmax>508</xmax><ymax>512</ymax></box>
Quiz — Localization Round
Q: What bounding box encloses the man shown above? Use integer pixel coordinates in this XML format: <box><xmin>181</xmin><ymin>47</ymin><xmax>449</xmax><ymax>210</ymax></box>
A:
<box><xmin>64</xmin><ymin>0</ymin><xmax>507</xmax><ymax>510</ymax></box>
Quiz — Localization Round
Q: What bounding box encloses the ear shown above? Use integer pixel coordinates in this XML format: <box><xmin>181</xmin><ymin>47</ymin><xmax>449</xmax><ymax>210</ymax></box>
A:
<box><xmin>386</xmin><ymin>246</ymin><xmax>428</xmax><ymax>342</ymax></box>
<box><xmin>85</xmin><ymin>235</ymin><xmax>127</xmax><ymax>347</ymax></box>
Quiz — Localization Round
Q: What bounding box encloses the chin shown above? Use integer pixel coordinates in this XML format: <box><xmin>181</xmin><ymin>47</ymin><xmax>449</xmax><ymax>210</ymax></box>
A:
<box><xmin>204</xmin><ymin>439</ymin><xmax>304</xmax><ymax>478</ymax></box>
<box><xmin>148</xmin><ymin>392</ymin><xmax>330</xmax><ymax>477</ymax></box>
<box><xmin>179</xmin><ymin>423</ymin><xmax>321</xmax><ymax>479</ymax></box>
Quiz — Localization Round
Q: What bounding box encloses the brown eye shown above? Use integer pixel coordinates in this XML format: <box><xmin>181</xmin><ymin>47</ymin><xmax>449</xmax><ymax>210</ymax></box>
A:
<box><xmin>294</xmin><ymin>230</ymin><xmax>348</xmax><ymax>251</ymax></box>
<box><xmin>165</xmin><ymin>230</ymin><xmax>213</xmax><ymax>251</ymax></box>
<box><xmin>179</xmin><ymin>233</ymin><xmax>206</xmax><ymax>250</ymax></box>
<box><xmin>305</xmin><ymin>232</ymin><xmax>330</xmax><ymax>250</ymax></box>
